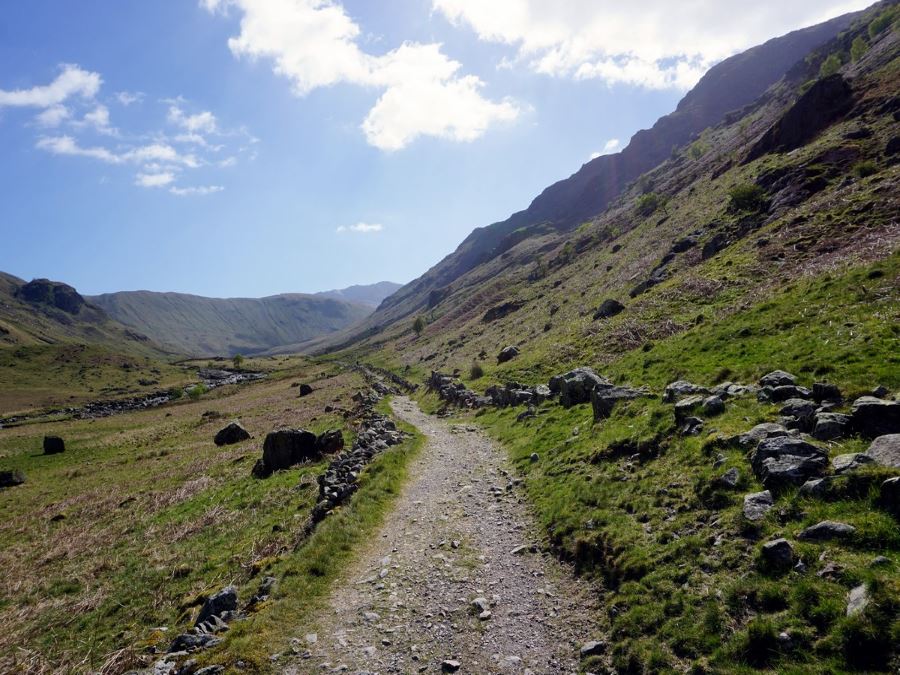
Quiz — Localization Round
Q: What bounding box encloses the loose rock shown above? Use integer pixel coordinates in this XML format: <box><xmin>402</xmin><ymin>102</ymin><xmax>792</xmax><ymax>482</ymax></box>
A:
<box><xmin>797</xmin><ymin>520</ymin><xmax>856</xmax><ymax>541</ymax></box>
<box><xmin>743</xmin><ymin>490</ymin><xmax>774</xmax><ymax>521</ymax></box>
<box><xmin>214</xmin><ymin>421</ymin><xmax>251</xmax><ymax>446</ymax></box>
<box><xmin>761</xmin><ymin>538</ymin><xmax>794</xmax><ymax>570</ymax></box>
<box><xmin>865</xmin><ymin>434</ymin><xmax>900</xmax><ymax>468</ymax></box>
<box><xmin>850</xmin><ymin>396</ymin><xmax>900</xmax><ymax>437</ymax></box>
<box><xmin>43</xmin><ymin>436</ymin><xmax>65</xmax><ymax>455</ymax></box>
<box><xmin>0</xmin><ymin>469</ymin><xmax>25</xmax><ymax>489</ymax></box>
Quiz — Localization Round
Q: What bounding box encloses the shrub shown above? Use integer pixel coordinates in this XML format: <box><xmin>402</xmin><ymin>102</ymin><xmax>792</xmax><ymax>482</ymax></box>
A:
<box><xmin>688</xmin><ymin>140</ymin><xmax>708</xmax><ymax>160</ymax></box>
<box><xmin>819</xmin><ymin>52</ymin><xmax>843</xmax><ymax>78</ymax></box>
<box><xmin>232</xmin><ymin>353</ymin><xmax>244</xmax><ymax>368</ymax></box>
<box><xmin>167</xmin><ymin>386</ymin><xmax>183</xmax><ymax>400</ymax></box>
<box><xmin>727</xmin><ymin>183</ymin><xmax>768</xmax><ymax>213</ymax></box>
<box><xmin>732</xmin><ymin>616</ymin><xmax>779</xmax><ymax>667</ymax></box>
<box><xmin>852</xmin><ymin>160</ymin><xmax>878</xmax><ymax>178</ymax></box>
<box><xmin>469</xmin><ymin>362</ymin><xmax>484</xmax><ymax>379</ymax></box>
<box><xmin>868</xmin><ymin>6</ymin><xmax>898</xmax><ymax>39</ymax></box>
<box><xmin>412</xmin><ymin>315</ymin><xmax>425</xmax><ymax>336</ymax></box>
<box><xmin>187</xmin><ymin>383</ymin><xmax>207</xmax><ymax>401</ymax></box>
<box><xmin>635</xmin><ymin>192</ymin><xmax>664</xmax><ymax>217</ymax></box>
<box><xmin>850</xmin><ymin>36</ymin><xmax>869</xmax><ymax>62</ymax></box>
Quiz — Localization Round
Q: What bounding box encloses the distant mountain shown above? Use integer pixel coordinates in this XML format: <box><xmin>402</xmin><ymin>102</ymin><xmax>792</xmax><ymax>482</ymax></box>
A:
<box><xmin>316</xmin><ymin>281</ymin><xmax>402</xmax><ymax>308</ymax></box>
<box><xmin>88</xmin><ymin>288</ymin><xmax>378</xmax><ymax>357</ymax></box>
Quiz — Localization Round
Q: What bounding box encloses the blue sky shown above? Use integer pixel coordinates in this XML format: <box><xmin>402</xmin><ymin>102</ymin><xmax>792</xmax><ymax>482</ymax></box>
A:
<box><xmin>0</xmin><ymin>0</ymin><xmax>870</xmax><ymax>297</ymax></box>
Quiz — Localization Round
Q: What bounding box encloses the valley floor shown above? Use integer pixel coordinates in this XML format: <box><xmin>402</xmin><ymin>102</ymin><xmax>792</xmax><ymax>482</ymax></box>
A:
<box><xmin>286</xmin><ymin>396</ymin><xmax>600</xmax><ymax>674</ymax></box>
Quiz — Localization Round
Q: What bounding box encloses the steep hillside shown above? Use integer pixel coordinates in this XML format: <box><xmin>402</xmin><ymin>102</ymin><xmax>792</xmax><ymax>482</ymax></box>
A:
<box><xmin>89</xmin><ymin>289</ymin><xmax>376</xmax><ymax>357</ymax></box>
<box><xmin>316</xmin><ymin>281</ymin><xmax>402</xmax><ymax>308</ymax></box>
<box><xmin>328</xmin><ymin>8</ymin><xmax>865</xmax><ymax>344</ymax></box>
<box><xmin>338</xmin><ymin>3</ymin><xmax>900</xmax><ymax>672</ymax></box>
<box><xmin>0</xmin><ymin>273</ymin><xmax>186</xmax><ymax>414</ymax></box>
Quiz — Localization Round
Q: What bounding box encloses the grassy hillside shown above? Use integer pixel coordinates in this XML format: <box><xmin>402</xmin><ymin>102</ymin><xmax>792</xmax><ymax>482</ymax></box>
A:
<box><xmin>335</xmin><ymin>5</ymin><xmax>900</xmax><ymax>673</ymax></box>
<box><xmin>89</xmin><ymin>290</ymin><xmax>375</xmax><ymax>357</ymax></box>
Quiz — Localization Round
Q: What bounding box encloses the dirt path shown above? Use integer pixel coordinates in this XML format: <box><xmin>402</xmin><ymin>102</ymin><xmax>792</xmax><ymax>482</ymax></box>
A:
<box><xmin>283</xmin><ymin>396</ymin><xmax>600</xmax><ymax>674</ymax></box>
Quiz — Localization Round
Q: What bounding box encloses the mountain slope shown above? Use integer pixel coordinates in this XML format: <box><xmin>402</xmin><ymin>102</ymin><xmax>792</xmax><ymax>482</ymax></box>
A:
<box><xmin>89</xmin><ymin>289</ymin><xmax>375</xmax><ymax>357</ymax></box>
<box><xmin>316</xmin><ymin>281</ymin><xmax>402</xmax><ymax>308</ymax></box>
<box><xmin>325</xmin><ymin>8</ymin><xmax>864</xmax><ymax>347</ymax></box>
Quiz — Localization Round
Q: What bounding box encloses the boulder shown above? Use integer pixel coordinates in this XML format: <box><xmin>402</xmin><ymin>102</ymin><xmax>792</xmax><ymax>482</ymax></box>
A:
<box><xmin>812</xmin><ymin>412</ymin><xmax>851</xmax><ymax>441</ymax></box>
<box><xmin>674</xmin><ymin>395</ymin><xmax>706</xmax><ymax>423</ymax></box>
<box><xmin>832</xmin><ymin>452</ymin><xmax>874</xmax><ymax>475</ymax></box>
<box><xmin>779</xmin><ymin>398</ymin><xmax>818</xmax><ymax>428</ymax></box>
<box><xmin>846</xmin><ymin>584</ymin><xmax>869</xmax><ymax>617</ymax></box>
<box><xmin>752</xmin><ymin>437</ymin><xmax>828</xmax><ymax>490</ymax></box>
<box><xmin>255</xmin><ymin>429</ymin><xmax>319</xmax><ymax>476</ymax></box>
<box><xmin>880</xmin><ymin>477</ymin><xmax>900</xmax><ymax>517</ymax></box>
<box><xmin>761</xmin><ymin>538</ymin><xmax>794</xmax><ymax>570</ymax></box>
<box><xmin>195</xmin><ymin>586</ymin><xmax>238</xmax><ymax>626</ymax></box>
<box><xmin>735</xmin><ymin>423</ymin><xmax>789</xmax><ymax>448</ymax></box>
<box><xmin>580</xmin><ymin>640</ymin><xmax>607</xmax><ymax>657</ymax></box>
<box><xmin>718</xmin><ymin>467</ymin><xmax>740</xmax><ymax>489</ymax></box>
<box><xmin>316</xmin><ymin>429</ymin><xmax>345</xmax><ymax>455</ymax></box>
<box><xmin>797</xmin><ymin>520</ymin><xmax>856</xmax><ymax>541</ymax></box>
<box><xmin>759</xmin><ymin>370</ymin><xmax>797</xmax><ymax>388</ymax></box>
<box><xmin>591</xmin><ymin>384</ymin><xmax>649</xmax><ymax>421</ymax></box>
<box><xmin>743</xmin><ymin>490</ymin><xmax>774</xmax><ymax>521</ymax></box>
<box><xmin>703</xmin><ymin>395</ymin><xmax>726</xmax><ymax>416</ymax></box>
<box><xmin>812</xmin><ymin>382</ymin><xmax>842</xmax><ymax>402</ymax></box>
<box><xmin>43</xmin><ymin>436</ymin><xmax>65</xmax><ymax>455</ymax></box>
<box><xmin>864</xmin><ymin>434</ymin><xmax>900</xmax><ymax>468</ymax></box>
<box><xmin>799</xmin><ymin>477</ymin><xmax>830</xmax><ymax>497</ymax></box>
<box><xmin>850</xmin><ymin>396</ymin><xmax>900</xmax><ymax>437</ymax></box>
<box><xmin>0</xmin><ymin>470</ymin><xmax>25</xmax><ymax>489</ymax></box>
<box><xmin>168</xmin><ymin>633</ymin><xmax>222</xmax><ymax>653</ymax></box>
<box><xmin>553</xmin><ymin>368</ymin><xmax>609</xmax><ymax>407</ymax></box>
<box><xmin>497</xmin><ymin>346</ymin><xmax>520</xmax><ymax>364</ymax></box>
<box><xmin>769</xmin><ymin>385</ymin><xmax>812</xmax><ymax>402</ymax></box>
<box><xmin>710</xmin><ymin>382</ymin><xmax>757</xmax><ymax>399</ymax></box>
<box><xmin>214</xmin><ymin>422</ymin><xmax>251</xmax><ymax>446</ymax></box>
<box><xmin>298</xmin><ymin>383</ymin><xmax>313</xmax><ymax>397</ymax></box>
<box><xmin>593</xmin><ymin>299</ymin><xmax>625</xmax><ymax>320</ymax></box>
<box><xmin>663</xmin><ymin>380</ymin><xmax>709</xmax><ymax>402</ymax></box>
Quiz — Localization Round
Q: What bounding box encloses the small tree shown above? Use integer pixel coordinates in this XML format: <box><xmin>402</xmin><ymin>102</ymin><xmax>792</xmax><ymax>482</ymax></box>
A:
<box><xmin>187</xmin><ymin>383</ymin><xmax>207</xmax><ymax>401</ymax></box>
<box><xmin>232</xmin><ymin>353</ymin><xmax>245</xmax><ymax>369</ymax></box>
<box><xmin>818</xmin><ymin>52</ymin><xmax>843</xmax><ymax>78</ymax></box>
<box><xmin>728</xmin><ymin>183</ymin><xmax>768</xmax><ymax>214</ymax></box>
<box><xmin>413</xmin><ymin>315</ymin><xmax>425</xmax><ymax>336</ymax></box>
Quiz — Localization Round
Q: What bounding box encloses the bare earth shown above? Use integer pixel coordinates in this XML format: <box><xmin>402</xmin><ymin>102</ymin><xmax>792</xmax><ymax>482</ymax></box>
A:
<box><xmin>283</xmin><ymin>396</ymin><xmax>600</xmax><ymax>674</ymax></box>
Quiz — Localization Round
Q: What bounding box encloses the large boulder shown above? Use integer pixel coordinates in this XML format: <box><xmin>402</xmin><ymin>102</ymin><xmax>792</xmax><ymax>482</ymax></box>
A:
<box><xmin>865</xmin><ymin>434</ymin><xmax>900</xmax><ymax>468</ymax></box>
<box><xmin>832</xmin><ymin>453</ymin><xmax>874</xmax><ymax>475</ymax></box>
<box><xmin>779</xmin><ymin>398</ymin><xmax>818</xmax><ymax>430</ymax></box>
<box><xmin>735</xmin><ymin>423</ymin><xmax>789</xmax><ymax>448</ymax></box>
<box><xmin>674</xmin><ymin>395</ymin><xmax>706</xmax><ymax>423</ymax></box>
<box><xmin>593</xmin><ymin>299</ymin><xmax>625</xmax><ymax>320</ymax></box>
<box><xmin>316</xmin><ymin>429</ymin><xmax>345</xmax><ymax>455</ymax></box>
<box><xmin>812</xmin><ymin>382</ymin><xmax>842</xmax><ymax>402</ymax></box>
<box><xmin>195</xmin><ymin>586</ymin><xmax>238</xmax><ymax>626</ymax></box>
<box><xmin>43</xmin><ymin>436</ymin><xmax>65</xmax><ymax>455</ymax></box>
<box><xmin>214</xmin><ymin>422</ymin><xmax>251</xmax><ymax>446</ymax></box>
<box><xmin>297</xmin><ymin>383</ymin><xmax>314</xmax><ymax>397</ymax></box>
<box><xmin>743</xmin><ymin>490</ymin><xmax>774</xmax><ymax>521</ymax></box>
<box><xmin>553</xmin><ymin>368</ymin><xmax>609</xmax><ymax>407</ymax></box>
<box><xmin>663</xmin><ymin>380</ymin><xmax>709</xmax><ymax>403</ymax></box>
<box><xmin>752</xmin><ymin>436</ymin><xmax>828</xmax><ymax>490</ymax></box>
<box><xmin>812</xmin><ymin>412</ymin><xmax>851</xmax><ymax>441</ymax></box>
<box><xmin>761</xmin><ymin>538</ymin><xmax>794</xmax><ymax>571</ymax></box>
<box><xmin>850</xmin><ymin>397</ymin><xmax>900</xmax><ymax>437</ymax></box>
<box><xmin>797</xmin><ymin>520</ymin><xmax>856</xmax><ymax>541</ymax></box>
<box><xmin>497</xmin><ymin>346</ymin><xmax>520</xmax><ymax>364</ymax></box>
<box><xmin>0</xmin><ymin>470</ymin><xmax>25</xmax><ymax>489</ymax></box>
<box><xmin>254</xmin><ymin>429</ymin><xmax>319</xmax><ymax>477</ymax></box>
<box><xmin>759</xmin><ymin>370</ymin><xmax>797</xmax><ymax>388</ymax></box>
<box><xmin>591</xmin><ymin>384</ymin><xmax>649</xmax><ymax>420</ymax></box>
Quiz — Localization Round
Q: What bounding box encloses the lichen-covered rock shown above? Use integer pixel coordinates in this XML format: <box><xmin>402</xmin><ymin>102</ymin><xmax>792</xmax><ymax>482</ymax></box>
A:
<box><xmin>865</xmin><ymin>434</ymin><xmax>900</xmax><ymax>468</ymax></box>
<box><xmin>663</xmin><ymin>380</ymin><xmax>709</xmax><ymax>402</ymax></box>
<box><xmin>743</xmin><ymin>490</ymin><xmax>774</xmax><ymax>521</ymax></box>
<box><xmin>812</xmin><ymin>412</ymin><xmax>851</xmax><ymax>441</ymax></box>
<box><xmin>195</xmin><ymin>586</ymin><xmax>238</xmax><ymax>626</ymax></box>
<box><xmin>832</xmin><ymin>452</ymin><xmax>874</xmax><ymax>475</ymax></box>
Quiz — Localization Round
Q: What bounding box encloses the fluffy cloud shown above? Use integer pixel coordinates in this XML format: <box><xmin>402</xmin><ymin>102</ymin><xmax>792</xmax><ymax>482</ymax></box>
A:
<box><xmin>115</xmin><ymin>91</ymin><xmax>144</xmax><ymax>106</ymax></box>
<box><xmin>135</xmin><ymin>171</ymin><xmax>176</xmax><ymax>188</ymax></box>
<box><xmin>203</xmin><ymin>0</ymin><xmax>520</xmax><ymax>150</ymax></box>
<box><xmin>589</xmin><ymin>138</ymin><xmax>620</xmax><ymax>159</ymax></box>
<box><xmin>433</xmin><ymin>0</ymin><xmax>874</xmax><ymax>90</ymax></box>
<box><xmin>168</xmin><ymin>105</ymin><xmax>218</xmax><ymax>134</ymax></box>
<box><xmin>35</xmin><ymin>104</ymin><xmax>71</xmax><ymax>127</ymax></box>
<box><xmin>0</xmin><ymin>64</ymin><xmax>101</xmax><ymax>107</ymax></box>
<box><xmin>336</xmin><ymin>222</ymin><xmax>383</xmax><ymax>234</ymax></box>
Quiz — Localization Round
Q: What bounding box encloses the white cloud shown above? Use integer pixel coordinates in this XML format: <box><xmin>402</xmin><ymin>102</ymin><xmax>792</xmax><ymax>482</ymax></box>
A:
<box><xmin>35</xmin><ymin>104</ymin><xmax>71</xmax><ymax>127</ymax></box>
<box><xmin>168</xmin><ymin>105</ymin><xmax>218</xmax><ymax>134</ymax></box>
<box><xmin>135</xmin><ymin>171</ymin><xmax>176</xmax><ymax>188</ymax></box>
<box><xmin>169</xmin><ymin>185</ymin><xmax>225</xmax><ymax>196</ymax></box>
<box><xmin>36</xmin><ymin>135</ymin><xmax>200</xmax><ymax>168</ymax></box>
<box><xmin>77</xmin><ymin>104</ymin><xmax>118</xmax><ymax>135</ymax></box>
<box><xmin>203</xmin><ymin>0</ymin><xmax>520</xmax><ymax>150</ymax></box>
<box><xmin>36</xmin><ymin>135</ymin><xmax>119</xmax><ymax>163</ymax></box>
<box><xmin>589</xmin><ymin>138</ymin><xmax>620</xmax><ymax>159</ymax></box>
<box><xmin>432</xmin><ymin>0</ymin><xmax>874</xmax><ymax>90</ymax></box>
<box><xmin>336</xmin><ymin>222</ymin><xmax>383</xmax><ymax>234</ymax></box>
<box><xmin>0</xmin><ymin>64</ymin><xmax>101</xmax><ymax>107</ymax></box>
<box><xmin>115</xmin><ymin>91</ymin><xmax>144</xmax><ymax>106</ymax></box>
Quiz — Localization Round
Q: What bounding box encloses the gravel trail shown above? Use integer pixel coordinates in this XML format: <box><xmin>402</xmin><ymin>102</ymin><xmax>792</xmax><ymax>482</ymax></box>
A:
<box><xmin>283</xmin><ymin>396</ymin><xmax>600</xmax><ymax>674</ymax></box>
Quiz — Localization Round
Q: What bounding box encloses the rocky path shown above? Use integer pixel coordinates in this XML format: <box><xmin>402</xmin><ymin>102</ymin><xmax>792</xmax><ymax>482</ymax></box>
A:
<box><xmin>283</xmin><ymin>396</ymin><xmax>600</xmax><ymax>675</ymax></box>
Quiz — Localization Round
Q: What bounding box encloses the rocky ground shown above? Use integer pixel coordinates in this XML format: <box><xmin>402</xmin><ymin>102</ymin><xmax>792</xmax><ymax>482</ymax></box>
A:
<box><xmin>283</xmin><ymin>396</ymin><xmax>601</xmax><ymax>675</ymax></box>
